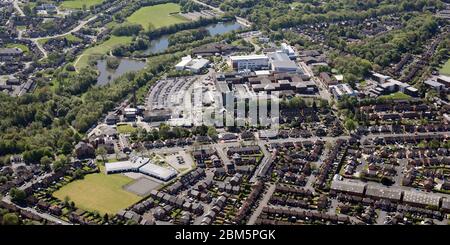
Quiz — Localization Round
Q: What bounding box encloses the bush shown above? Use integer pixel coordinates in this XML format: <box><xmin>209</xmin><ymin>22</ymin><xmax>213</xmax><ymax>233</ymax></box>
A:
<box><xmin>106</xmin><ymin>56</ymin><xmax>120</xmax><ymax>70</ymax></box>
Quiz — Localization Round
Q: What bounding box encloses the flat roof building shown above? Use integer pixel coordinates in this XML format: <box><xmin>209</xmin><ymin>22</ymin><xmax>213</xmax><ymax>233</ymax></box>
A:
<box><xmin>105</xmin><ymin>157</ymin><xmax>150</xmax><ymax>174</ymax></box>
<box><xmin>105</xmin><ymin>157</ymin><xmax>177</xmax><ymax>182</ymax></box>
<box><xmin>402</xmin><ymin>191</ymin><xmax>441</xmax><ymax>208</ymax></box>
<box><xmin>280</xmin><ymin>43</ymin><xmax>297</xmax><ymax>59</ymax></box>
<box><xmin>268</xmin><ymin>52</ymin><xmax>301</xmax><ymax>73</ymax></box>
<box><xmin>175</xmin><ymin>55</ymin><xmax>210</xmax><ymax>73</ymax></box>
<box><xmin>365</xmin><ymin>185</ymin><xmax>402</xmax><ymax>202</ymax></box>
<box><xmin>139</xmin><ymin>163</ymin><xmax>177</xmax><ymax>181</ymax></box>
<box><xmin>229</xmin><ymin>55</ymin><xmax>269</xmax><ymax>71</ymax></box>
<box><xmin>329</xmin><ymin>83</ymin><xmax>357</xmax><ymax>99</ymax></box>
<box><xmin>424</xmin><ymin>79</ymin><xmax>446</xmax><ymax>91</ymax></box>
<box><xmin>330</xmin><ymin>180</ymin><xmax>366</xmax><ymax>196</ymax></box>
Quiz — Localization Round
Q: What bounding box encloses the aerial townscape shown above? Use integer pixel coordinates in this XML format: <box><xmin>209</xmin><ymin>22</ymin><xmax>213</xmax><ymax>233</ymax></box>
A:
<box><xmin>0</xmin><ymin>0</ymin><xmax>450</xmax><ymax>227</ymax></box>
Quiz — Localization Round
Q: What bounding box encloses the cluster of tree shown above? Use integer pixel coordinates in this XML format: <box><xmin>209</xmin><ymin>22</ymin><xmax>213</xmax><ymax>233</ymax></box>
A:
<box><xmin>348</xmin><ymin>15</ymin><xmax>440</xmax><ymax>67</ymax></box>
<box><xmin>0</xmin><ymin>90</ymin><xmax>81</xmax><ymax>164</ymax></box>
<box><xmin>106</xmin><ymin>56</ymin><xmax>121</xmax><ymax>70</ymax></box>
<box><xmin>168</xmin><ymin>28</ymin><xmax>210</xmax><ymax>46</ymax></box>
<box><xmin>0</xmin><ymin>51</ymin><xmax>182</xmax><ymax>164</ymax></box>
<box><xmin>216</xmin><ymin>0</ymin><xmax>444</xmax><ymax>30</ymax></box>
<box><xmin>145</xmin><ymin>17</ymin><xmax>226</xmax><ymax>40</ymax></box>
<box><xmin>179</xmin><ymin>0</ymin><xmax>203</xmax><ymax>13</ymax></box>
<box><xmin>56</xmin><ymin>68</ymin><xmax>98</xmax><ymax>96</ymax></box>
<box><xmin>330</xmin><ymin>55</ymin><xmax>373</xmax><ymax>87</ymax></box>
<box><xmin>112</xmin><ymin>38</ymin><xmax>150</xmax><ymax>56</ymax></box>
<box><xmin>129</xmin><ymin>123</ymin><xmax>219</xmax><ymax>142</ymax></box>
<box><xmin>112</xmin><ymin>24</ymin><xmax>143</xmax><ymax>36</ymax></box>
<box><xmin>430</xmin><ymin>33</ymin><xmax>450</xmax><ymax>68</ymax></box>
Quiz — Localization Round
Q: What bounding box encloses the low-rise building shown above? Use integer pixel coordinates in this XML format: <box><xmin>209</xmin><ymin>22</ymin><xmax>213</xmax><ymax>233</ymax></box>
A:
<box><xmin>329</xmin><ymin>83</ymin><xmax>358</xmax><ymax>99</ymax></box>
<box><xmin>229</xmin><ymin>54</ymin><xmax>269</xmax><ymax>71</ymax></box>
<box><xmin>402</xmin><ymin>191</ymin><xmax>441</xmax><ymax>208</ymax></box>
<box><xmin>175</xmin><ymin>55</ymin><xmax>210</xmax><ymax>73</ymax></box>
<box><xmin>268</xmin><ymin>52</ymin><xmax>301</xmax><ymax>73</ymax></box>
<box><xmin>330</xmin><ymin>180</ymin><xmax>366</xmax><ymax>196</ymax></box>
<box><xmin>365</xmin><ymin>185</ymin><xmax>402</xmax><ymax>202</ymax></box>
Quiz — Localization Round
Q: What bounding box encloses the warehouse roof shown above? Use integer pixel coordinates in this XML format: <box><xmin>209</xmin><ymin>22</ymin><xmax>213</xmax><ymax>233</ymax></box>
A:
<box><xmin>330</xmin><ymin>180</ymin><xmax>366</xmax><ymax>195</ymax></box>
<box><xmin>365</xmin><ymin>185</ymin><xmax>402</xmax><ymax>201</ymax></box>
<box><xmin>402</xmin><ymin>191</ymin><xmax>441</xmax><ymax>207</ymax></box>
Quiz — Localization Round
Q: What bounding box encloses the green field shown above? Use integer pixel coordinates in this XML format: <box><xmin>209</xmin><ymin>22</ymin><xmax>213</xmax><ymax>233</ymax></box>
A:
<box><xmin>126</xmin><ymin>3</ymin><xmax>189</xmax><ymax>30</ymax></box>
<box><xmin>74</xmin><ymin>36</ymin><xmax>132</xmax><ymax>70</ymax></box>
<box><xmin>117</xmin><ymin>124</ymin><xmax>137</xmax><ymax>134</ymax></box>
<box><xmin>60</xmin><ymin>0</ymin><xmax>104</xmax><ymax>9</ymax></box>
<box><xmin>64</xmin><ymin>34</ymin><xmax>82</xmax><ymax>43</ymax></box>
<box><xmin>379</xmin><ymin>91</ymin><xmax>412</xmax><ymax>100</ymax></box>
<box><xmin>439</xmin><ymin>58</ymin><xmax>450</xmax><ymax>76</ymax></box>
<box><xmin>5</xmin><ymin>43</ymin><xmax>29</xmax><ymax>54</ymax></box>
<box><xmin>53</xmin><ymin>167</ymin><xmax>140</xmax><ymax>215</ymax></box>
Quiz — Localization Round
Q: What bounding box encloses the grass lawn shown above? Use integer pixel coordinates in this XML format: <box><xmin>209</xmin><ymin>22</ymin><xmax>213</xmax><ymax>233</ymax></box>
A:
<box><xmin>439</xmin><ymin>58</ymin><xmax>450</xmax><ymax>76</ymax></box>
<box><xmin>126</xmin><ymin>3</ymin><xmax>189</xmax><ymax>30</ymax></box>
<box><xmin>53</xmin><ymin>167</ymin><xmax>140</xmax><ymax>215</ymax></box>
<box><xmin>379</xmin><ymin>91</ymin><xmax>412</xmax><ymax>100</ymax></box>
<box><xmin>64</xmin><ymin>34</ymin><xmax>82</xmax><ymax>43</ymax></box>
<box><xmin>60</xmin><ymin>0</ymin><xmax>104</xmax><ymax>9</ymax></box>
<box><xmin>74</xmin><ymin>36</ymin><xmax>132</xmax><ymax>70</ymax></box>
<box><xmin>117</xmin><ymin>124</ymin><xmax>137</xmax><ymax>134</ymax></box>
<box><xmin>5</xmin><ymin>43</ymin><xmax>29</xmax><ymax>54</ymax></box>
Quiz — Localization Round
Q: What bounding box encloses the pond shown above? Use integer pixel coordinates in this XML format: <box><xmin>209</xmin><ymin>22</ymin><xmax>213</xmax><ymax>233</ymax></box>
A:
<box><xmin>143</xmin><ymin>21</ymin><xmax>243</xmax><ymax>55</ymax></box>
<box><xmin>96</xmin><ymin>58</ymin><xmax>146</xmax><ymax>85</ymax></box>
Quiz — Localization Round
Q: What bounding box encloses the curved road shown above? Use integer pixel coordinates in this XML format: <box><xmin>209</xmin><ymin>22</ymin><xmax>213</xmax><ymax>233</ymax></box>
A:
<box><xmin>13</xmin><ymin>0</ymin><xmax>25</xmax><ymax>16</ymax></box>
<box><xmin>30</xmin><ymin>15</ymin><xmax>98</xmax><ymax>41</ymax></box>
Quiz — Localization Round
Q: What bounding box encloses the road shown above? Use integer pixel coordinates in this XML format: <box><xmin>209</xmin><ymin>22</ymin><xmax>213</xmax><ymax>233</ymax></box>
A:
<box><xmin>250</xmin><ymin>141</ymin><xmax>272</xmax><ymax>183</ymax></box>
<box><xmin>1</xmin><ymin>196</ymin><xmax>71</xmax><ymax>225</ymax></box>
<box><xmin>18</xmin><ymin>172</ymin><xmax>53</xmax><ymax>191</ymax></box>
<box><xmin>13</xmin><ymin>0</ymin><xmax>25</xmax><ymax>17</ymax></box>
<box><xmin>25</xmin><ymin>15</ymin><xmax>98</xmax><ymax>59</ymax></box>
<box><xmin>30</xmin><ymin>15</ymin><xmax>98</xmax><ymax>41</ymax></box>
<box><xmin>191</xmin><ymin>0</ymin><xmax>252</xmax><ymax>27</ymax></box>
<box><xmin>247</xmin><ymin>183</ymin><xmax>275</xmax><ymax>224</ymax></box>
<box><xmin>191</xmin><ymin>0</ymin><xmax>223</xmax><ymax>13</ymax></box>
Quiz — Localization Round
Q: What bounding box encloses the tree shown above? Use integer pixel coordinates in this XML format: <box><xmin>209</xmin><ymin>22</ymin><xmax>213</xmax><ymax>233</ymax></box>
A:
<box><xmin>207</xmin><ymin>127</ymin><xmax>218</xmax><ymax>140</ymax></box>
<box><xmin>10</xmin><ymin>188</ymin><xmax>26</xmax><ymax>204</ymax></box>
<box><xmin>103</xmin><ymin>213</ymin><xmax>109</xmax><ymax>223</ymax></box>
<box><xmin>381</xmin><ymin>176</ymin><xmax>393</xmax><ymax>186</ymax></box>
<box><xmin>64</xmin><ymin>196</ymin><xmax>70</xmax><ymax>207</ymax></box>
<box><xmin>96</xmin><ymin>146</ymin><xmax>107</xmax><ymax>164</ymax></box>
<box><xmin>52</xmin><ymin>155</ymin><xmax>69</xmax><ymax>171</ymax></box>
<box><xmin>2</xmin><ymin>213</ymin><xmax>19</xmax><ymax>225</ymax></box>
<box><xmin>344</xmin><ymin>118</ymin><xmax>357</xmax><ymax>132</ymax></box>
<box><xmin>40</xmin><ymin>156</ymin><xmax>52</xmax><ymax>170</ymax></box>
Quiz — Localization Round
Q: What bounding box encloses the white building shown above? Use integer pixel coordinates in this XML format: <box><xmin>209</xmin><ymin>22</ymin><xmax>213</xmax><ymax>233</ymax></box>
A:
<box><xmin>105</xmin><ymin>157</ymin><xmax>150</xmax><ymax>174</ymax></box>
<box><xmin>105</xmin><ymin>157</ymin><xmax>177</xmax><ymax>182</ymax></box>
<box><xmin>380</xmin><ymin>79</ymin><xmax>418</xmax><ymax>96</ymax></box>
<box><xmin>139</xmin><ymin>162</ymin><xmax>177</xmax><ymax>181</ymax></box>
<box><xmin>280</xmin><ymin>43</ymin><xmax>297</xmax><ymax>59</ymax></box>
<box><xmin>175</xmin><ymin>55</ymin><xmax>210</xmax><ymax>73</ymax></box>
<box><xmin>229</xmin><ymin>54</ymin><xmax>269</xmax><ymax>71</ymax></box>
<box><xmin>329</xmin><ymin>83</ymin><xmax>358</xmax><ymax>99</ymax></box>
<box><xmin>268</xmin><ymin>52</ymin><xmax>301</xmax><ymax>73</ymax></box>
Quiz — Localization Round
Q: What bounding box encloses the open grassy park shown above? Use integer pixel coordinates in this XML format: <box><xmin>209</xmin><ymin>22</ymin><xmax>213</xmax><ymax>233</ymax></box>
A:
<box><xmin>53</xmin><ymin>166</ymin><xmax>140</xmax><ymax>215</ymax></box>
<box><xmin>60</xmin><ymin>0</ymin><xmax>104</xmax><ymax>9</ymax></box>
<box><xmin>5</xmin><ymin>43</ymin><xmax>29</xmax><ymax>54</ymax></box>
<box><xmin>117</xmin><ymin>124</ymin><xmax>138</xmax><ymax>134</ymax></box>
<box><xmin>126</xmin><ymin>3</ymin><xmax>189</xmax><ymax>30</ymax></box>
<box><xmin>74</xmin><ymin>35</ymin><xmax>132</xmax><ymax>70</ymax></box>
<box><xmin>379</xmin><ymin>91</ymin><xmax>412</xmax><ymax>100</ymax></box>
<box><xmin>439</xmin><ymin>58</ymin><xmax>450</xmax><ymax>76</ymax></box>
